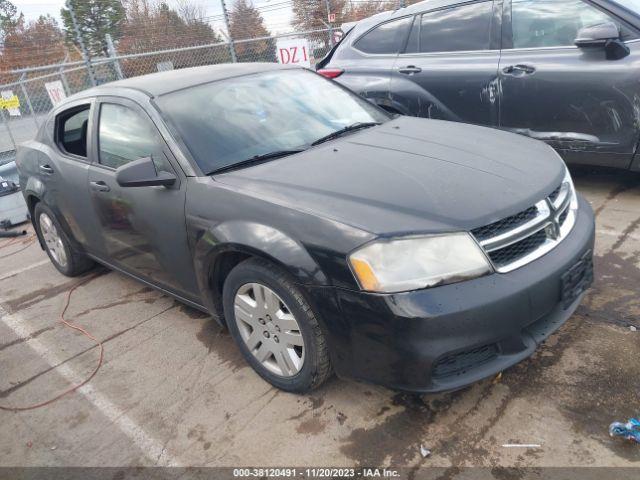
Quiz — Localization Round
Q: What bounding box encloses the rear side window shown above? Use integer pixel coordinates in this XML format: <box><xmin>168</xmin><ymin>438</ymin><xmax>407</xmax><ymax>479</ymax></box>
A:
<box><xmin>414</xmin><ymin>1</ymin><xmax>493</xmax><ymax>53</ymax></box>
<box><xmin>57</xmin><ymin>106</ymin><xmax>90</xmax><ymax>157</ymax></box>
<box><xmin>98</xmin><ymin>103</ymin><xmax>170</xmax><ymax>172</ymax></box>
<box><xmin>354</xmin><ymin>16</ymin><xmax>413</xmax><ymax>54</ymax></box>
<box><xmin>510</xmin><ymin>0</ymin><xmax>637</xmax><ymax>49</ymax></box>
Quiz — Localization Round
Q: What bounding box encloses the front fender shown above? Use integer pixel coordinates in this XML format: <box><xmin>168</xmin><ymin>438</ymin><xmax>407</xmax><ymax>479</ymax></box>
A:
<box><xmin>191</xmin><ymin>219</ymin><xmax>329</xmax><ymax>317</ymax></box>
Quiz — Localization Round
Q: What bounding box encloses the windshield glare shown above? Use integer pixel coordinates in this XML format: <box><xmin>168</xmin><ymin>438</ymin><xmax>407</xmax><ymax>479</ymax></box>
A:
<box><xmin>157</xmin><ymin>69</ymin><xmax>389</xmax><ymax>173</ymax></box>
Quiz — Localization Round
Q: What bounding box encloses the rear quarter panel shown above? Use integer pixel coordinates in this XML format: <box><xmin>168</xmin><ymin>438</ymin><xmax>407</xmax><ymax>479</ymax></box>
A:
<box><xmin>16</xmin><ymin>140</ymin><xmax>48</xmax><ymax>207</ymax></box>
<box><xmin>328</xmin><ymin>13</ymin><xmax>401</xmax><ymax>111</ymax></box>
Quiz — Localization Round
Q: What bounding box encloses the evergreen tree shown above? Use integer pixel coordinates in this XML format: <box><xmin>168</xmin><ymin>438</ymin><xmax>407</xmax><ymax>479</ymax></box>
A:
<box><xmin>0</xmin><ymin>0</ymin><xmax>18</xmax><ymax>44</ymax></box>
<box><xmin>229</xmin><ymin>0</ymin><xmax>275</xmax><ymax>63</ymax></box>
<box><xmin>61</xmin><ymin>0</ymin><xmax>125</xmax><ymax>56</ymax></box>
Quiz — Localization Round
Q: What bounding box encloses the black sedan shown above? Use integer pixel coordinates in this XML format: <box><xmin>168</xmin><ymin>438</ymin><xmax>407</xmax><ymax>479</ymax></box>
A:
<box><xmin>17</xmin><ymin>64</ymin><xmax>595</xmax><ymax>393</ymax></box>
<box><xmin>318</xmin><ymin>0</ymin><xmax>640</xmax><ymax>170</ymax></box>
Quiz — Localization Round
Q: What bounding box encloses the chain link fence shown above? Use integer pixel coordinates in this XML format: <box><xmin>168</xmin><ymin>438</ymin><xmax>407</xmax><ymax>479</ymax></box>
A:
<box><xmin>0</xmin><ymin>28</ymin><xmax>335</xmax><ymax>162</ymax></box>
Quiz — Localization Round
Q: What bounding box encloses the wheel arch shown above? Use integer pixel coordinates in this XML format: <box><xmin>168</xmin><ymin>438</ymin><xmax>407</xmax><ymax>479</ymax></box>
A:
<box><xmin>386</xmin><ymin>75</ymin><xmax>464</xmax><ymax>121</ymax></box>
<box><xmin>192</xmin><ymin>221</ymin><xmax>329</xmax><ymax>324</ymax></box>
<box><xmin>374</xmin><ymin>98</ymin><xmax>411</xmax><ymax>116</ymax></box>
<box><xmin>24</xmin><ymin>180</ymin><xmax>85</xmax><ymax>253</ymax></box>
<box><xmin>22</xmin><ymin>182</ymin><xmax>45</xmax><ymax>250</ymax></box>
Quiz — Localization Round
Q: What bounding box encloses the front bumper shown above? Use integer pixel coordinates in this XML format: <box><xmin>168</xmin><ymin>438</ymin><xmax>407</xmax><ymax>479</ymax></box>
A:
<box><xmin>307</xmin><ymin>194</ymin><xmax>595</xmax><ymax>392</ymax></box>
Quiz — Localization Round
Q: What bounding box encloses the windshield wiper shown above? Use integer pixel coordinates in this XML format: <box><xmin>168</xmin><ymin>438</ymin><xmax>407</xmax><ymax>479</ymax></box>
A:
<box><xmin>207</xmin><ymin>149</ymin><xmax>305</xmax><ymax>175</ymax></box>
<box><xmin>311</xmin><ymin>122</ymin><xmax>381</xmax><ymax>146</ymax></box>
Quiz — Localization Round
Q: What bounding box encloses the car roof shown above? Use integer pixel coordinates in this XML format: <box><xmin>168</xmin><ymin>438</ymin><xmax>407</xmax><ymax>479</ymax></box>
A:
<box><xmin>403</xmin><ymin>0</ymin><xmax>463</xmax><ymax>14</ymax></box>
<box><xmin>345</xmin><ymin>0</ymin><xmax>466</xmax><ymax>36</ymax></box>
<box><xmin>69</xmin><ymin>62</ymin><xmax>299</xmax><ymax>100</ymax></box>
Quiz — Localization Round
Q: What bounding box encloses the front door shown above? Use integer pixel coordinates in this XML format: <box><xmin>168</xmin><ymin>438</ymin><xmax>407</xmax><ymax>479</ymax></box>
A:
<box><xmin>390</xmin><ymin>0</ymin><xmax>502</xmax><ymax>126</ymax></box>
<box><xmin>499</xmin><ymin>0</ymin><xmax>640</xmax><ymax>168</ymax></box>
<box><xmin>87</xmin><ymin>97</ymin><xmax>198</xmax><ymax>299</ymax></box>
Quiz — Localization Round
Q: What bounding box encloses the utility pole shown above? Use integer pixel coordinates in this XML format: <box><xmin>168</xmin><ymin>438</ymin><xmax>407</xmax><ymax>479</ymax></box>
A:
<box><xmin>220</xmin><ymin>0</ymin><xmax>237</xmax><ymax>63</ymax></box>
<box><xmin>324</xmin><ymin>0</ymin><xmax>335</xmax><ymax>47</ymax></box>
<box><xmin>105</xmin><ymin>34</ymin><xmax>123</xmax><ymax>80</ymax></box>
<box><xmin>66</xmin><ymin>0</ymin><xmax>96</xmax><ymax>86</ymax></box>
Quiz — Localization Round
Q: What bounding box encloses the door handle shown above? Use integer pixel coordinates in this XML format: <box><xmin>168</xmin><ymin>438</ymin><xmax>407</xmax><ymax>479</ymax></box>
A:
<box><xmin>39</xmin><ymin>164</ymin><xmax>54</xmax><ymax>175</ymax></box>
<box><xmin>502</xmin><ymin>64</ymin><xmax>536</xmax><ymax>76</ymax></box>
<box><xmin>90</xmin><ymin>181</ymin><xmax>111</xmax><ymax>193</ymax></box>
<box><xmin>398</xmin><ymin>65</ymin><xmax>422</xmax><ymax>75</ymax></box>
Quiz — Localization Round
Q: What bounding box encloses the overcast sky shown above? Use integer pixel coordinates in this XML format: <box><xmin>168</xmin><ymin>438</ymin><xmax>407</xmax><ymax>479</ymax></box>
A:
<box><xmin>12</xmin><ymin>0</ymin><xmax>294</xmax><ymax>34</ymax></box>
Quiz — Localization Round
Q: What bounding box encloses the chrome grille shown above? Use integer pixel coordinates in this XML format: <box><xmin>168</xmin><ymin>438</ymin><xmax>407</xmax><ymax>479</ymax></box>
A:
<box><xmin>548</xmin><ymin>184</ymin><xmax>562</xmax><ymax>204</ymax></box>
<box><xmin>471</xmin><ymin>177</ymin><xmax>577</xmax><ymax>273</ymax></box>
<box><xmin>486</xmin><ymin>230</ymin><xmax>547</xmax><ymax>267</ymax></box>
<box><xmin>472</xmin><ymin>205</ymin><xmax>539</xmax><ymax>242</ymax></box>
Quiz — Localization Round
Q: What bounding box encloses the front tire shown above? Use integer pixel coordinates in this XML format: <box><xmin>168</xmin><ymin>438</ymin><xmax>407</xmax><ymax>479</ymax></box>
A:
<box><xmin>223</xmin><ymin>258</ymin><xmax>332</xmax><ymax>393</ymax></box>
<box><xmin>34</xmin><ymin>203</ymin><xmax>94</xmax><ymax>277</ymax></box>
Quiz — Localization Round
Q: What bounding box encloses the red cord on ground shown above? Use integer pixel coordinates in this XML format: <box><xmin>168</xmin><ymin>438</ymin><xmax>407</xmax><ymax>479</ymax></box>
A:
<box><xmin>0</xmin><ymin>274</ymin><xmax>104</xmax><ymax>411</ymax></box>
<box><xmin>0</xmin><ymin>234</ymin><xmax>36</xmax><ymax>259</ymax></box>
<box><xmin>0</xmin><ymin>237</ymin><xmax>19</xmax><ymax>249</ymax></box>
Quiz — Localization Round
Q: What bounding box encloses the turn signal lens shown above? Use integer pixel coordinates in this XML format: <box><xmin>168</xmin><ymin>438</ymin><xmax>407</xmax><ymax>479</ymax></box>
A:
<box><xmin>350</xmin><ymin>258</ymin><xmax>381</xmax><ymax>291</ymax></box>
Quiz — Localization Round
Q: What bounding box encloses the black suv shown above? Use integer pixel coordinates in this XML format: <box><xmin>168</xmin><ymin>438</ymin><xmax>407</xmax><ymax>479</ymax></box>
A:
<box><xmin>318</xmin><ymin>0</ymin><xmax>640</xmax><ymax>171</ymax></box>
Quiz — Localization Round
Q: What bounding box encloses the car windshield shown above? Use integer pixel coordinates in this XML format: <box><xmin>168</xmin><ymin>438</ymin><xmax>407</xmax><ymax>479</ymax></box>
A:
<box><xmin>156</xmin><ymin>69</ymin><xmax>389</xmax><ymax>174</ymax></box>
<box><xmin>612</xmin><ymin>0</ymin><xmax>640</xmax><ymax>14</ymax></box>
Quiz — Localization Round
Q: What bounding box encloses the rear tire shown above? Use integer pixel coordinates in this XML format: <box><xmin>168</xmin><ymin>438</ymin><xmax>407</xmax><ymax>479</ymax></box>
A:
<box><xmin>223</xmin><ymin>258</ymin><xmax>332</xmax><ymax>393</ymax></box>
<box><xmin>34</xmin><ymin>203</ymin><xmax>94</xmax><ymax>277</ymax></box>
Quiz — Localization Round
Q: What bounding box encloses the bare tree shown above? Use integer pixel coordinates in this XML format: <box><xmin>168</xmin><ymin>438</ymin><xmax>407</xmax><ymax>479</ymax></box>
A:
<box><xmin>117</xmin><ymin>0</ymin><xmax>228</xmax><ymax>75</ymax></box>
<box><xmin>292</xmin><ymin>0</ymin><xmax>346</xmax><ymax>31</ymax></box>
<box><xmin>176</xmin><ymin>0</ymin><xmax>207</xmax><ymax>24</ymax></box>
<box><xmin>345</xmin><ymin>0</ymin><xmax>396</xmax><ymax>21</ymax></box>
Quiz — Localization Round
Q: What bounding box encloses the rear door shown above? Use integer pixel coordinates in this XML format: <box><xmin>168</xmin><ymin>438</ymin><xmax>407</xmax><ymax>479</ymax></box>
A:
<box><xmin>499</xmin><ymin>0</ymin><xmax>640</xmax><ymax>168</ymax></box>
<box><xmin>41</xmin><ymin>100</ymin><xmax>102</xmax><ymax>251</ymax></box>
<box><xmin>333</xmin><ymin>15</ymin><xmax>414</xmax><ymax>110</ymax></box>
<box><xmin>389</xmin><ymin>0</ymin><xmax>502</xmax><ymax>125</ymax></box>
<box><xmin>87</xmin><ymin>97</ymin><xmax>199</xmax><ymax>299</ymax></box>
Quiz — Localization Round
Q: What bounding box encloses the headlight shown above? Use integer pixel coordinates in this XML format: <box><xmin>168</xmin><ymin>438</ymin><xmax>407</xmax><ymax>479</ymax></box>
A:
<box><xmin>564</xmin><ymin>168</ymin><xmax>578</xmax><ymax>211</ymax></box>
<box><xmin>552</xmin><ymin>167</ymin><xmax>578</xmax><ymax>212</ymax></box>
<box><xmin>349</xmin><ymin>233</ymin><xmax>492</xmax><ymax>293</ymax></box>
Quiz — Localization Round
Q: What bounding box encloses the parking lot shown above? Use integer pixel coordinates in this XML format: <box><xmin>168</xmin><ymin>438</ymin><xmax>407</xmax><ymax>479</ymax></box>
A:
<box><xmin>0</xmin><ymin>166</ymin><xmax>638</xmax><ymax>471</ymax></box>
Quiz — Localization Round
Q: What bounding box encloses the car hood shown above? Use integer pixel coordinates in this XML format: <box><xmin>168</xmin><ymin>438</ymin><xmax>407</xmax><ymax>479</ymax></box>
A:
<box><xmin>214</xmin><ymin>117</ymin><xmax>565</xmax><ymax>235</ymax></box>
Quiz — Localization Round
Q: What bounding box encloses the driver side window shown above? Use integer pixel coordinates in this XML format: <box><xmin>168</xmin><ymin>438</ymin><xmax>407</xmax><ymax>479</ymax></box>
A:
<box><xmin>510</xmin><ymin>0</ymin><xmax>636</xmax><ymax>49</ymax></box>
<box><xmin>98</xmin><ymin>103</ymin><xmax>172</xmax><ymax>173</ymax></box>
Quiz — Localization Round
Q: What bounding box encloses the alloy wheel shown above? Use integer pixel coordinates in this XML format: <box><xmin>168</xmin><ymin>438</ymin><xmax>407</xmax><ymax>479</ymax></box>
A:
<box><xmin>233</xmin><ymin>282</ymin><xmax>305</xmax><ymax>377</ymax></box>
<box><xmin>39</xmin><ymin>212</ymin><xmax>68</xmax><ymax>268</ymax></box>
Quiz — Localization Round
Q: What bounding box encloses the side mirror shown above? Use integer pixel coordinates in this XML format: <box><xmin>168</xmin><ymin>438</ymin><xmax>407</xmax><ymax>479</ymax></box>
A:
<box><xmin>115</xmin><ymin>156</ymin><xmax>176</xmax><ymax>188</ymax></box>
<box><xmin>575</xmin><ymin>22</ymin><xmax>620</xmax><ymax>47</ymax></box>
<box><xmin>575</xmin><ymin>22</ymin><xmax>630</xmax><ymax>60</ymax></box>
